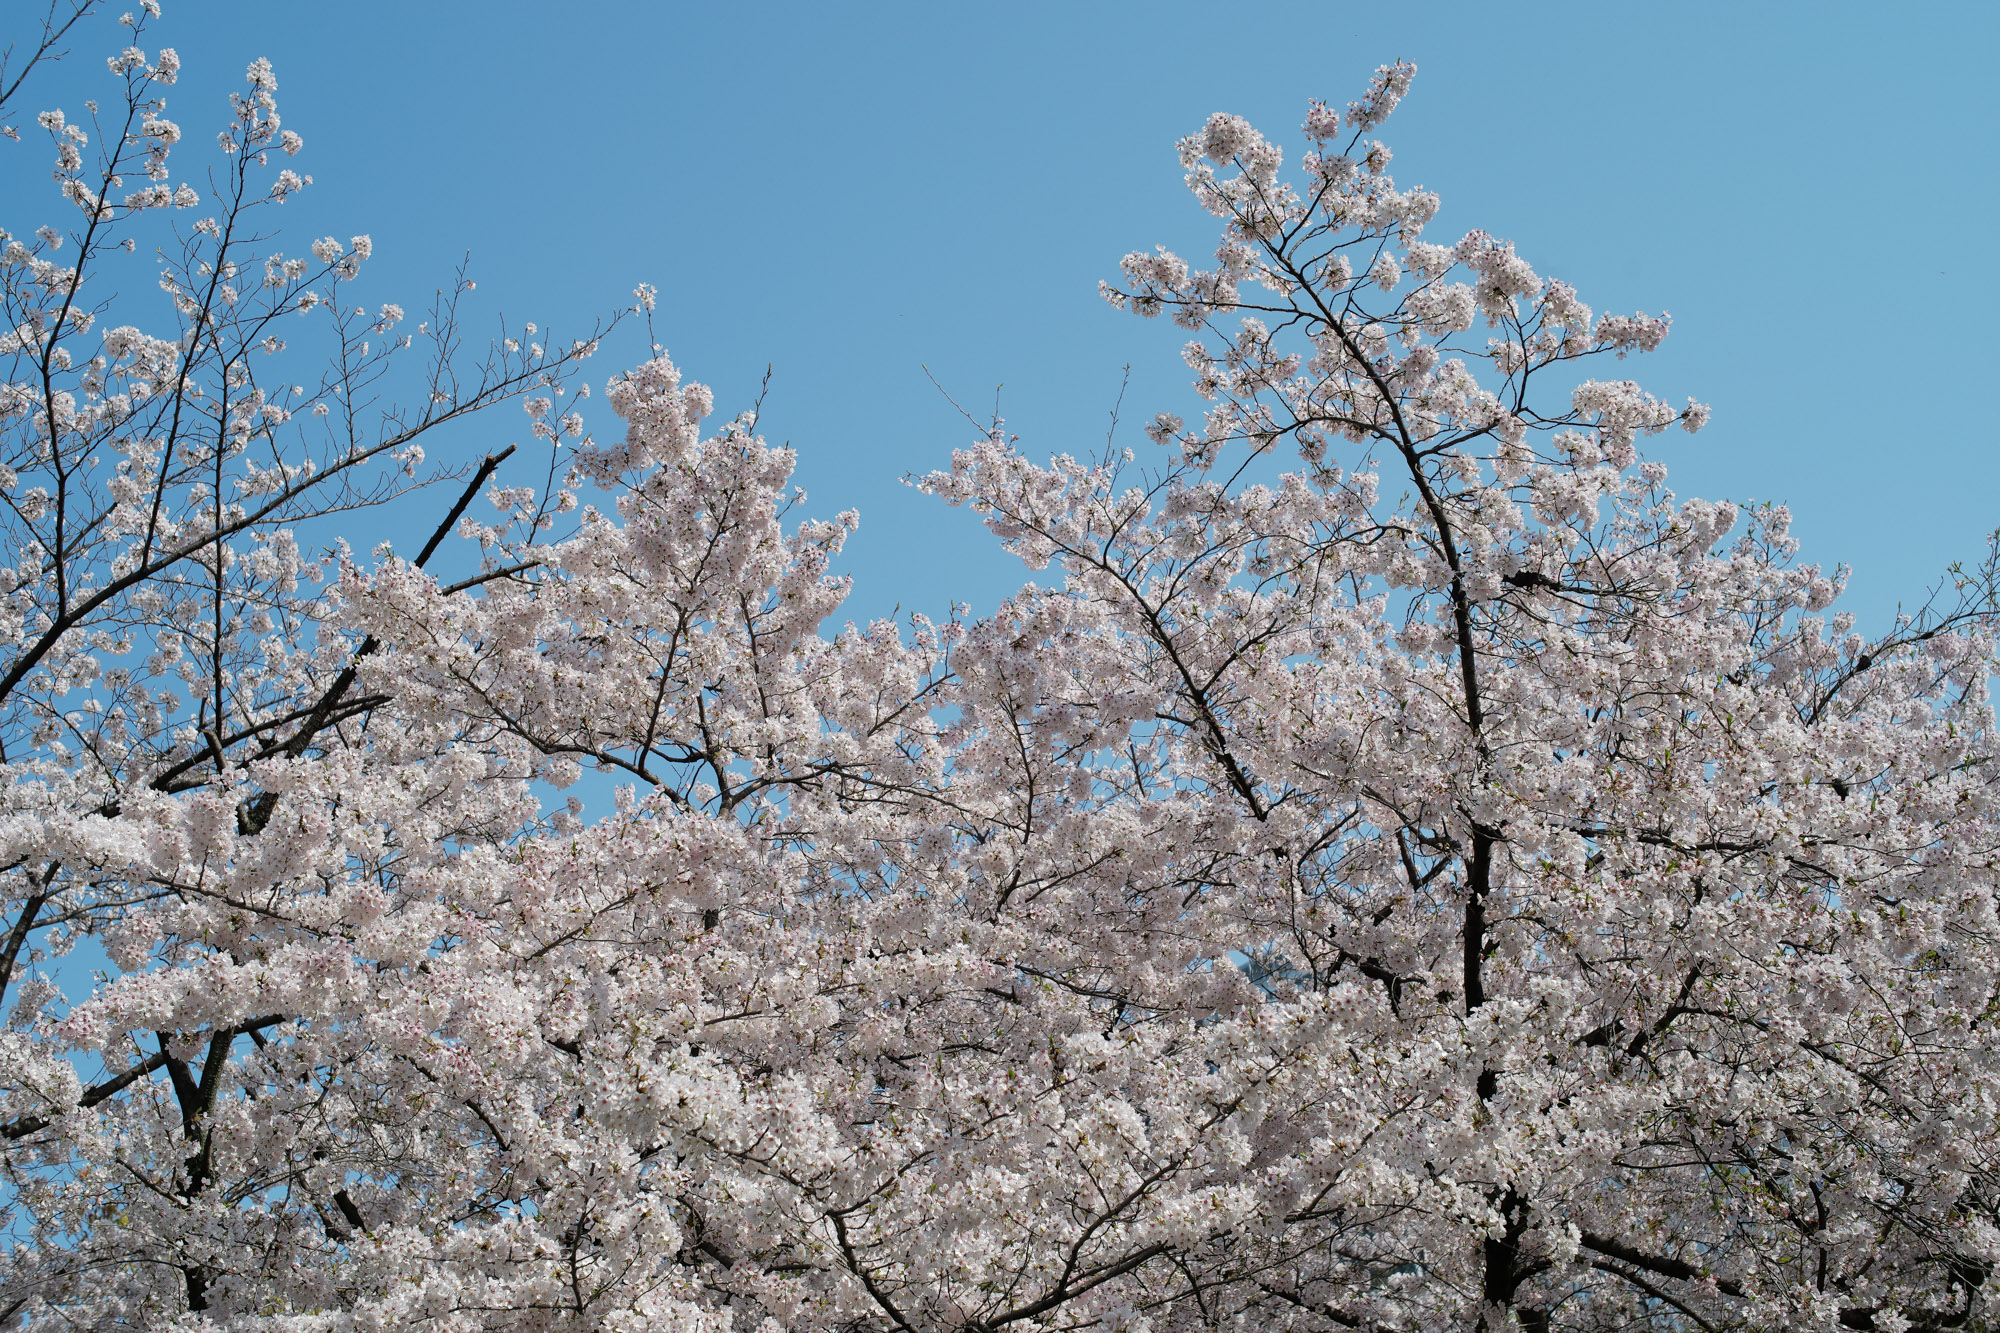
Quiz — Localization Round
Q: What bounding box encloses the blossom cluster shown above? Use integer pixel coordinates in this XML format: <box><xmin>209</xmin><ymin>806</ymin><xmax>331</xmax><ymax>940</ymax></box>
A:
<box><xmin>1</xmin><ymin>19</ymin><xmax>1997</xmax><ymax>1333</ymax></box>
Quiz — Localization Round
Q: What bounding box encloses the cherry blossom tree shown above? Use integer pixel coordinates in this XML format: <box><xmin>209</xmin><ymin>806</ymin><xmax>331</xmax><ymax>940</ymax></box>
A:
<box><xmin>4</xmin><ymin>7</ymin><xmax>2000</xmax><ymax>1332</ymax></box>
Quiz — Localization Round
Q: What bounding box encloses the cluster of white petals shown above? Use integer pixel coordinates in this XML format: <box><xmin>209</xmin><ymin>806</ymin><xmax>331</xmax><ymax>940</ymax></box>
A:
<box><xmin>2</xmin><ymin>19</ymin><xmax>1998</xmax><ymax>1333</ymax></box>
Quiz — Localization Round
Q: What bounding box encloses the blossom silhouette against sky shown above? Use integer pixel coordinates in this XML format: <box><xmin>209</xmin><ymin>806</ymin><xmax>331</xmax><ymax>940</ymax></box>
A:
<box><xmin>7</xmin><ymin>0</ymin><xmax>1984</xmax><ymax>630</ymax></box>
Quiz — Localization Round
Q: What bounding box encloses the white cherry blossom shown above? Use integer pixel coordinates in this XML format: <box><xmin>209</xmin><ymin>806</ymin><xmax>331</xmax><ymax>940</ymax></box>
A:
<box><xmin>1</xmin><ymin>14</ymin><xmax>1997</xmax><ymax>1333</ymax></box>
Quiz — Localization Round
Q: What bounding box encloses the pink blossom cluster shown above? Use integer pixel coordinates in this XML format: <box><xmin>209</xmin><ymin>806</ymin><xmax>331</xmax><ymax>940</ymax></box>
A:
<box><xmin>2</xmin><ymin>17</ymin><xmax>1998</xmax><ymax>1333</ymax></box>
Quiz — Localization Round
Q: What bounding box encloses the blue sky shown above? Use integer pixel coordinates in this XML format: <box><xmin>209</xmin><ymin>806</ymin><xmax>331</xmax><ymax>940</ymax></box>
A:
<box><xmin>23</xmin><ymin>0</ymin><xmax>2000</xmax><ymax>630</ymax></box>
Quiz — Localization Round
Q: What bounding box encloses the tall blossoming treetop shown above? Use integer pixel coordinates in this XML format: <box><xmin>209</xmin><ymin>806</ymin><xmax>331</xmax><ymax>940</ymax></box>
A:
<box><xmin>3</xmin><ymin>8</ymin><xmax>1998</xmax><ymax>1332</ymax></box>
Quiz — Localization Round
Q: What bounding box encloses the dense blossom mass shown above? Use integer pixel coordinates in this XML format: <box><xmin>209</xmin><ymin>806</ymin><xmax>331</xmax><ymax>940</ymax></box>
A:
<box><xmin>3</xmin><ymin>7</ymin><xmax>1999</xmax><ymax>1332</ymax></box>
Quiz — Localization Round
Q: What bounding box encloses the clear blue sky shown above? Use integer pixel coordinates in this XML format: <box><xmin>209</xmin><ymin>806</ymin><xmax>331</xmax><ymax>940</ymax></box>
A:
<box><xmin>25</xmin><ymin>1</ymin><xmax>2000</xmax><ymax>630</ymax></box>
